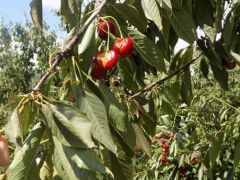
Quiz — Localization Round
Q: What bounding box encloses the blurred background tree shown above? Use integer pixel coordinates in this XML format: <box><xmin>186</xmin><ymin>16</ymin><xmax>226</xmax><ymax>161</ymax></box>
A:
<box><xmin>0</xmin><ymin>22</ymin><xmax>57</xmax><ymax>125</ymax></box>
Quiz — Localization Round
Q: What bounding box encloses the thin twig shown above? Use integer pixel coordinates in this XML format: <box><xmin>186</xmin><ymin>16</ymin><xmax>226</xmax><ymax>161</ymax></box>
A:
<box><xmin>128</xmin><ymin>54</ymin><xmax>203</xmax><ymax>100</ymax></box>
<box><xmin>32</xmin><ymin>0</ymin><xmax>108</xmax><ymax>91</ymax></box>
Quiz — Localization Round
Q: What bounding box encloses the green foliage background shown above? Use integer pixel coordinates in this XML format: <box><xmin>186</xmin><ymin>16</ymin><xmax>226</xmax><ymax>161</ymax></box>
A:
<box><xmin>0</xmin><ymin>0</ymin><xmax>240</xmax><ymax>179</ymax></box>
<box><xmin>0</xmin><ymin>22</ymin><xmax>57</xmax><ymax>124</ymax></box>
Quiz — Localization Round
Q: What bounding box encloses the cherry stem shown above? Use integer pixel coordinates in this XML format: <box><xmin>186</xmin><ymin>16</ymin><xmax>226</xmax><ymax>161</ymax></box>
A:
<box><xmin>97</xmin><ymin>18</ymin><xmax>111</xmax><ymax>50</ymax></box>
<box><xmin>72</xmin><ymin>58</ymin><xmax>80</xmax><ymax>83</ymax></box>
<box><xmin>81</xmin><ymin>71</ymin><xmax>98</xmax><ymax>86</ymax></box>
<box><xmin>101</xmin><ymin>16</ymin><xmax>123</xmax><ymax>38</ymax></box>
<box><xmin>107</xmin><ymin>20</ymin><xmax>111</xmax><ymax>51</ymax></box>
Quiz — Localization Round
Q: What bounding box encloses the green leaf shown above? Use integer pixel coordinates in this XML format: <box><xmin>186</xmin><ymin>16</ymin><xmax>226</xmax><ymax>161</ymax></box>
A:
<box><xmin>208</xmin><ymin>131</ymin><xmax>224</xmax><ymax>168</ymax></box>
<box><xmin>30</xmin><ymin>0</ymin><xmax>42</xmax><ymax>31</ymax></box>
<box><xmin>162</xmin><ymin>4</ymin><xmax>197</xmax><ymax>43</ymax></box>
<box><xmin>193</xmin><ymin>0</ymin><xmax>214</xmax><ymax>27</ymax></box>
<box><xmin>78</xmin><ymin>23</ymin><xmax>95</xmax><ymax>55</ymax></box>
<box><xmin>229</xmin><ymin>51</ymin><xmax>240</xmax><ymax>66</ymax></box>
<box><xmin>223</xmin><ymin>3</ymin><xmax>239</xmax><ymax>46</ymax></box>
<box><xmin>234</xmin><ymin>140</ymin><xmax>240</xmax><ymax>169</ymax></box>
<box><xmin>42</xmin><ymin>103</ymin><xmax>95</xmax><ymax>148</ymax></box>
<box><xmin>136</xmin><ymin>102</ymin><xmax>156</xmax><ymax>136</ymax></box>
<box><xmin>39</xmin><ymin>155</ymin><xmax>54</xmax><ymax>180</ymax></box>
<box><xmin>109</xmin><ymin>152</ymin><xmax>134</xmax><ymax>180</ymax></box>
<box><xmin>74</xmin><ymin>87</ymin><xmax>117</xmax><ymax>154</ymax></box>
<box><xmin>67</xmin><ymin>0</ymin><xmax>79</xmax><ymax>16</ymax></box>
<box><xmin>197</xmin><ymin>39</ymin><xmax>222</xmax><ymax>69</ymax></box>
<box><xmin>215</xmin><ymin>0</ymin><xmax>224</xmax><ymax>33</ymax></box>
<box><xmin>180</xmin><ymin>46</ymin><xmax>194</xmax><ymax>64</ymax></box>
<box><xmin>52</xmin><ymin>153</ymin><xmax>70</xmax><ymax>180</ymax></box>
<box><xmin>60</xmin><ymin>0</ymin><xmax>77</xmax><ymax>28</ymax></box>
<box><xmin>97</xmin><ymin>84</ymin><xmax>128</xmax><ymax>133</ymax></box>
<box><xmin>132</xmin><ymin>123</ymin><xmax>151</xmax><ymax>157</ymax></box>
<box><xmin>161</xmin><ymin>97</ymin><xmax>175</xmax><ymax>115</ymax></box>
<box><xmin>109</xmin><ymin>132</ymin><xmax>134</xmax><ymax>180</ymax></box>
<box><xmin>168</xmin><ymin>81</ymin><xmax>180</xmax><ymax>102</ymax></box>
<box><xmin>141</xmin><ymin>0</ymin><xmax>162</xmax><ymax>31</ymax></box>
<box><xmin>109</xmin><ymin>4</ymin><xmax>147</xmax><ymax>32</ymax></box>
<box><xmin>52</xmin><ymin>103</ymin><xmax>95</xmax><ymax>148</ymax></box>
<box><xmin>203</xmin><ymin>24</ymin><xmax>216</xmax><ymax>42</ymax></box>
<box><xmin>126</xmin><ymin>28</ymin><xmax>167</xmax><ymax>73</ymax></box>
<box><xmin>200</xmin><ymin>58</ymin><xmax>209</xmax><ymax>79</ymax></box>
<box><xmin>7</xmin><ymin>122</ymin><xmax>45</xmax><ymax>180</ymax></box>
<box><xmin>71</xmin><ymin>151</ymin><xmax>113</xmax><ymax>177</ymax></box>
<box><xmin>210</xmin><ymin>63</ymin><xmax>229</xmax><ymax>90</ymax></box>
<box><xmin>97</xmin><ymin>83</ymin><xmax>137</xmax><ymax>149</ymax></box>
<box><xmin>21</xmin><ymin>102</ymin><xmax>36</xmax><ymax>139</ymax></box>
<box><xmin>176</xmin><ymin>47</ymin><xmax>194</xmax><ymax>105</ymax></box>
<box><xmin>169</xmin><ymin>48</ymin><xmax>184</xmax><ymax>72</ymax></box>
<box><xmin>53</xmin><ymin>137</ymin><xmax>112</xmax><ymax>179</ymax></box>
<box><xmin>157</xmin><ymin>0</ymin><xmax>172</xmax><ymax>13</ymax></box>
<box><xmin>197</xmin><ymin>39</ymin><xmax>228</xmax><ymax>90</ymax></box>
<box><xmin>198</xmin><ymin>164</ymin><xmax>204</xmax><ymax>180</ymax></box>
<box><xmin>79</xmin><ymin>34</ymin><xmax>97</xmax><ymax>73</ymax></box>
<box><xmin>87</xmin><ymin>82</ymin><xmax>136</xmax><ymax>149</ymax></box>
<box><xmin>5</xmin><ymin>108</ymin><xmax>23</xmax><ymax>146</ymax></box>
<box><xmin>180</xmin><ymin>68</ymin><xmax>193</xmax><ymax>106</ymax></box>
<box><xmin>118</xmin><ymin>56</ymin><xmax>139</xmax><ymax>92</ymax></box>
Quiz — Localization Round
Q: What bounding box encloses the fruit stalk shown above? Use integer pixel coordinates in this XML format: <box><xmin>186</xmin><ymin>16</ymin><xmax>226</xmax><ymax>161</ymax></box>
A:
<box><xmin>32</xmin><ymin>0</ymin><xmax>108</xmax><ymax>91</ymax></box>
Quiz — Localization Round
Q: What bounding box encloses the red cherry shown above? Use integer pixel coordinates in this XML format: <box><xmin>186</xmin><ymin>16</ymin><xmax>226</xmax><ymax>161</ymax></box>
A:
<box><xmin>114</xmin><ymin>37</ymin><xmax>134</xmax><ymax>56</ymax></box>
<box><xmin>97</xmin><ymin>20</ymin><xmax>116</xmax><ymax>40</ymax></box>
<box><xmin>93</xmin><ymin>50</ymin><xmax>119</xmax><ymax>70</ymax></box>
<box><xmin>161</xmin><ymin>141</ymin><xmax>168</xmax><ymax>149</ymax></box>
<box><xmin>91</xmin><ymin>64</ymin><xmax>107</xmax><ymax>79</ymax></box>
<box><xmin>222</xmin><ymin>59</ymin><xmax>236</xmax><ymax>70</ymax></box>
<box><xmin>161</xmin><ymin>148</ymin><xmax>169</xmax><ymax>155</ymax></box>
<box><xmin>0</xmin><ymin>135</ymin><xmax>9</xmax><ymax>167</ymax></box>
<box><xmin>192</xmin><ymin>157</ymin><xmax>201</xmax><ymax>165</ymax></box>
<box><xmin>179</xmin><ymin>172</ymin><xmax>184</xmax><ymax>179</ymax></box>
<box><xmin>160</xmin><ymin>156</ymin><xmax>169</xmax><ymax>164</ymax></box>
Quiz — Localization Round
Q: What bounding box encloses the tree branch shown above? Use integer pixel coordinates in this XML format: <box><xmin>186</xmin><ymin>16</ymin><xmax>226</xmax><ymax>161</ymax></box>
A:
<box><xmin>32</xmin><ymin>0</ymin><xmax>108</xmax><ymax>91</ymax></box>
<box><xmin>128</xmin><ymin>54</ymin><xmax>202</xmax><ymax>100</ymax></box>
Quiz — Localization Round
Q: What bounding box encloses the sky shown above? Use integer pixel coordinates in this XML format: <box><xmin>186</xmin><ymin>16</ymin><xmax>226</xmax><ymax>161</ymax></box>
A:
<box><xmin>0</xmin><ymin>0</ymin><xmax>63</xmax><ymax>35</ymax></box>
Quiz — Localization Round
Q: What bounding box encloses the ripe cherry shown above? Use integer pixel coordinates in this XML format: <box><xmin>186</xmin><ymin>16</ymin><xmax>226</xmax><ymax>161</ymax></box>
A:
<box><xmin>178</xmin><ymin>172</ymin><xmax>184</xmax><ymax>179</ymax></box>
<box><xmin>192</xmin><ymin>157</ymin><xmax>201</xmax><ymax>165</ymax></box>
<box><xmin>161</xmin><ymin>148</ymin><xmax>170</xmax><ymax>155</ymax></box>
<box><xmin>0</xmin><ymin>135</ymin><xmax>9</xmax><ymax>167</ymax></box>
<box><xmin>93</xmin><ymin>50</ymin><xmax>119</xmax><ymax>70</ymax></box>
<box><xmin>114</xmin><ymin>37</ymin><xmax>134</xmax><ymax>56</ymax></box>
<box><xmin>160</xmin><ymin>156</ymin><xmax>169</xmax><ymax>164</ymax></box>
<box><xmin>91</xmin><ymin>64</ymin><xmax>107</xmax><ymax>79</ymax></box>
<box><xmin>222</xmin><ymin>59</ymin><xmax>236</xmax><ymax>70</ymax></box>
<box><xmin>161</xmin><ymin>141</ymin><xmax>168</xmax><ymax>149</ymax></box>
<box><xmin>97</xmin><ymin>20</ymin><xmax>116</xmax><ymax>40</ymax></box>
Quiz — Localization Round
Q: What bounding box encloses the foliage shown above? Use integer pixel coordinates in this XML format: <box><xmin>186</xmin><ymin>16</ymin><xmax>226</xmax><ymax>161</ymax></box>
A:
<box><xmin>135</xmin><ymin>69</ymin><xmax>240</xmax><ymax>179</ymax></box>
<box><xmin>1</xmin><ymin>0</ymin><xmax>240</xmax><ymax>179</ymax></box>
<box><xmin>0</xmin><ymin>22</ymin><xmax>57</xmax><ymax>124</ymax></box>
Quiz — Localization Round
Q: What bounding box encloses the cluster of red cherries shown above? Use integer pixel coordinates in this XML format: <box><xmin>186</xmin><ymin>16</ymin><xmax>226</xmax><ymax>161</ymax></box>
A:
<box><xmin>159</xmin><ymin>140</ymin><xmax>170</xmax><ymax>164</ymax></box>
<box><xmin>91</xmin><ymin>19</ymin><xmax>134</xmax><ymax>79</ymax></box>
